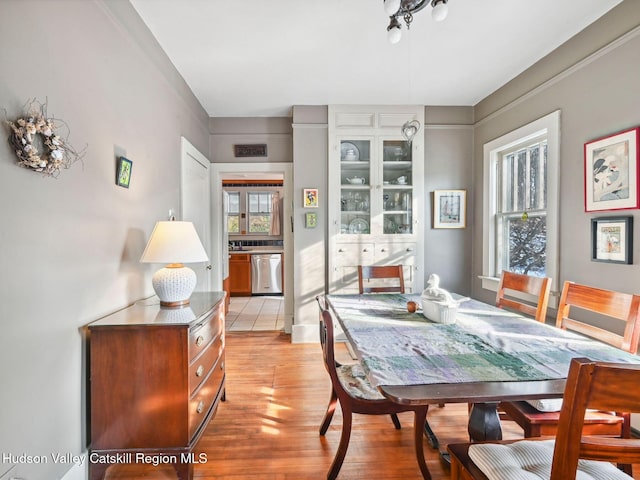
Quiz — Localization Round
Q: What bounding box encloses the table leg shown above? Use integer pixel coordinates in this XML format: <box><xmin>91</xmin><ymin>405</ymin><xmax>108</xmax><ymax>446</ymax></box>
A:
<box><xmin>468</xmin><ymin>402</ymin><xmax>502</xmax><ymax>442</ymax></box>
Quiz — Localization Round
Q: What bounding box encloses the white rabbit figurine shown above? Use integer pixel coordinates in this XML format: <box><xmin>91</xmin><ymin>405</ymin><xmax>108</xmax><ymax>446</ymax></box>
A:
<box><xmin>422</xmin><ymin>273</ymin><xmax>456</xmax><ymax>305</ymax></box>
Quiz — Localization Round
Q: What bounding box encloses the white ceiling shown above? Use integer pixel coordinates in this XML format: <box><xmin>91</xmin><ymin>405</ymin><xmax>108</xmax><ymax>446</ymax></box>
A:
<box><xmin>130</xmin><ymin>0</ymin><xmax>623</xmax><ymax>118</ymax></box>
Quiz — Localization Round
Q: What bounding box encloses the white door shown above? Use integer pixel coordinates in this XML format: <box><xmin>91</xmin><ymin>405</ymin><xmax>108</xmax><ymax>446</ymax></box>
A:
<box><xmin>222</xmin><ymin>191</ymin><xmax>229</xmax><ymax>280</ymax></box>
<box><xmin>181</xmin><ymin>137</ymin><xmax>212</xmax><ymax>292</ymax></box>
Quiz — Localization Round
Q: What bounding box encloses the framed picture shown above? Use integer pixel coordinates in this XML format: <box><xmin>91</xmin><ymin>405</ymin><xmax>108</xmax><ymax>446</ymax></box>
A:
<box><xmin>305</xmin><ymin>212</ymin><xmax>318</xmax><ymax>229</ymax></box>
<box><xmin>584</xmin><ymin>127</ymin><xmax>640</xmax><ymax>212</ymax></box>
<box><xmin>591</xmin><ymin>216</ymin><xmax>633</xmax><ymax>264</ymax></box>
<box><xmin>116</xmin><ymin>157</ymin><xmax>132</xmax><ymax>188</ymax></box>
<box><xmin>433</xmin><ymin>190</ymin><xmax>466</xmax><ymax>228</ymax></box>
<box><xmin>303</xmin><ymin>188</ymin><xmax>318</xmax><ymax>208</ymax></box>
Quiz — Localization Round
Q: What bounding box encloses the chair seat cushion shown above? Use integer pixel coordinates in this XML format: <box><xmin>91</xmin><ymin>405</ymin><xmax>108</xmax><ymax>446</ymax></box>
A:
<box><xmin>525</xmin><ymin>398</ymin><xmax>563</xmax><ymax>412</ymax></box>
<box><xmin>336</xmin><ymin>363</ymin><xmax>385</xmax><ymax>400</ymax></box>
<box><xmin>468</xmin><ymin>439</ymin><xmax>631</xmax><ymax>480</ymax></box>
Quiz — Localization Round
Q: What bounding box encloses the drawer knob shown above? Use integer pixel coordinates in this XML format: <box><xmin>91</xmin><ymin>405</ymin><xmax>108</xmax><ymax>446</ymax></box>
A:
<box><xmin>381</xmin><ymin>248</ymin><xmax>387</xmax><ymax>252</ymax></box>
<box><xmin>221</xmin><ymin>361</ymin><xmax>225</xmax><ymax>371</ymax></box>
<box><xmin>196</xmin><ymin>335</ymin><xmax>204</xmax><ymax>346</ymax></box>
<box><xmin>338</xmin><ymin>249</ymin><xmax>344</xmax><ymax>253</ymax></box>
<box><xmin>362</xmin><ymin>248</ymin><xmax>369</xmax><ymax>252</ymax></box>
<box><xmin>196</xmin><ymin>401</ymin><xmax>205</xmax><ymax>414</ymax></box>
<box><xmin>196</xmin><ymin>365</ymin><xmax>204</xmax><ymax>377</ymax></box>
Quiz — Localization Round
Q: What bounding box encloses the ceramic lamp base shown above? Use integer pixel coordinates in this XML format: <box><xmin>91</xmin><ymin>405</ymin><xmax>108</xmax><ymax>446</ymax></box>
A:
<box><xmin>152</xmin><ymin>263</ymin><xmax>196</xmax><ymax>307</ymax></box>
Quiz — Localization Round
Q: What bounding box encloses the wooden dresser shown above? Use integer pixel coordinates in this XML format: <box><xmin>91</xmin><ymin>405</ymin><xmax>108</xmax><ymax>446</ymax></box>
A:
<box><xmin>88</xmin><ymin>292</ymin><xmax>226</xmax><ymax>480</ymax></box>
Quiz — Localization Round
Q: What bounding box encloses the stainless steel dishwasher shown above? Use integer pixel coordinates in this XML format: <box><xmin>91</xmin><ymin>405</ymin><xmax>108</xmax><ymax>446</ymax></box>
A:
<box><xmin>251</xmin><ymin>253</ymin><xmax>283</xmax><ymax>294</ymax></box>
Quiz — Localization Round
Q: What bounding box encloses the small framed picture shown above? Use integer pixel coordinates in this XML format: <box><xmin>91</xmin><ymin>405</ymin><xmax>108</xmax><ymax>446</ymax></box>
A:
<box><xmin>305</xmin><ymin>212</ymin><xmax>318</xmax><ymax>229</ymax></box>
<box><xmin>116</xmin><ymin>157</ymin><xmax>133</xmax><ymax>188</ymax></box>
<box><xmin>591</xmin><ymin>216</ymin><xmax>633</xmax><ymax>264</ymax></box>
<box><xmin>303</xmin><ymin>188</ymin><xmax>318</xmax><ymax>208</ymax></box>
<box><xmin>584</xmin><ymin>127</ymin><xmax>640</xmax><ymax>212</ymax></box>
<box><xmin>433</xmin><ymin>190</ymin><xmax>466</xmax><ymax>228</ymax></box>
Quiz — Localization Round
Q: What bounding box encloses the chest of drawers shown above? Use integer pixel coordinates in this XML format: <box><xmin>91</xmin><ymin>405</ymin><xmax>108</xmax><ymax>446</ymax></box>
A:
<box><xmin>88</xmin><ymin>292</ymin><xmax>226</xmax><ymax>480</ymax></box>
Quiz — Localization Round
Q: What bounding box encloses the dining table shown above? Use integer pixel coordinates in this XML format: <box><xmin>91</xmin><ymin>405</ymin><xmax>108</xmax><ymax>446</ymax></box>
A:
<box><xmin>324</xmin><ymin>292</ymin><xmax>640</xmax><ymax>470</ymax></box>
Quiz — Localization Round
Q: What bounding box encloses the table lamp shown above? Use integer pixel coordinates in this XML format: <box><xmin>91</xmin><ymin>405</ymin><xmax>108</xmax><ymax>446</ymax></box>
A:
<box><xmin>140</xmin><ymin>220</ymin><xmax>209</xmax><ymax>307</ymax></box>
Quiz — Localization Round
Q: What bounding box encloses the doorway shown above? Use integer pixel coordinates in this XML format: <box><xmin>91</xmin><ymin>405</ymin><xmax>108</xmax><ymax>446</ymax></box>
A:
<box><xmin>211</xmin><ymin>163</ymin><xmax>293</xmax><ymax>334</ymax></box>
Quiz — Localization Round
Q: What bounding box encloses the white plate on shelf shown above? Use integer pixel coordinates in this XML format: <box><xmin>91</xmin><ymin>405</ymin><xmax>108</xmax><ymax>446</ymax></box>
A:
<box><xmin>341</xmin><ymin>142</ymin><xmax>360</xmax><ymax>161</ymax></box>
<box><xmin>349</xmin><ymin>218</ymin><xmax>369</xmax><ymax>234</ymax></box>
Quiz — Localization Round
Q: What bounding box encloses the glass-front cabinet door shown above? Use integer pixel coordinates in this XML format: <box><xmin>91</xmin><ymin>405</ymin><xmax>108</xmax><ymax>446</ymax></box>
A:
<box><xmin>338</xmin><ymin>137</ymin><xmax>373</xmax><ymax>235</ymax></box>
<box><xmin>380</xmin><ymin>138</ymin><xmax>414</xmax><ymax>235</ymax></box>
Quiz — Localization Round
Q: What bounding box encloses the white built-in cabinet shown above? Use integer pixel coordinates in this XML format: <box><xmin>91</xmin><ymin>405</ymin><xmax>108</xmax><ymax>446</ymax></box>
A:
<box><xmin>328</xmin><ymin>105</ymin><xmax>425</xmax><ymax>293</ymax></box>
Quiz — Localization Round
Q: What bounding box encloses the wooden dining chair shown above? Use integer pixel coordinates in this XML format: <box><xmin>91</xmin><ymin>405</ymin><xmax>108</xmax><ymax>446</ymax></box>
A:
<box><xmin>500</xmin><ymin>281</ymin><xmax>640</xmax><ymax>443</ymax></box>
<box><xmin>316</xmin><ymin>296</ymin><xmax>431</xmax><ymax>480</ymax></box>
<box><xmin>495</xmin><ymin>270</ymin><xmax>551</xmax><ymax>323</ymax></box>
<box><xmin>448</xmin><ymin>357</ymin><xmax>640</xmax><ymax>480</ymax></box>
<box><xmin>357</xmin><ymin>265</ymin><xmax>405</xmax><ymax>294</ymax></box>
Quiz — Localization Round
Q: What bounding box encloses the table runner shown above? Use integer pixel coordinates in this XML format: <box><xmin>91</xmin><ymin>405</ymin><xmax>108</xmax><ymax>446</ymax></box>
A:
<box><xmin>326</xmin><ymin>294</ymin><xmax>640</xmax><ymax>388</ymax></box>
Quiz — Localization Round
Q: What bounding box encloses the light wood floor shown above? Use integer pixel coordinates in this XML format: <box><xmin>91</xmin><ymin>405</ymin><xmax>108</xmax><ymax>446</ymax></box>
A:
<box><xmin>103</xmin><ymin>331</ymin><xmax>639</xmax><ymax>479</ymax></box>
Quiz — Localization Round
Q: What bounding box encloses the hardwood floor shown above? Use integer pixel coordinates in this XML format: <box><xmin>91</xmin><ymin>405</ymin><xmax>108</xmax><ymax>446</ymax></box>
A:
<box><xmin>103</xmin><ymin>331</ymin><xmax>638</xmax><ymax>479</ymax></box>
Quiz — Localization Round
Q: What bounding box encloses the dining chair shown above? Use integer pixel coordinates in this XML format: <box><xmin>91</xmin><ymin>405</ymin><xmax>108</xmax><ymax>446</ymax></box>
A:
<box><xmin>500</xmin><ymin>281</ymin><xmax>640</xmax><ymax>448</ymax></box>
<box><xmin>357</xmin><ymin>265</ymin><xmax>405</xmax><ymax>294</ymax></box>
<box><xmin>448</xmin><ymin>357</ymin><xmax>640</xmax><ymax>480</ymax></box>
<box><xmin>316</xmin><ymin>296</ymin><xmax>431</xmax><ymax>480</ymax></box>
<box><xmin>495</xmin><ymin>270</ymin><xmax>551</xmax><ymax>323</ymax></box>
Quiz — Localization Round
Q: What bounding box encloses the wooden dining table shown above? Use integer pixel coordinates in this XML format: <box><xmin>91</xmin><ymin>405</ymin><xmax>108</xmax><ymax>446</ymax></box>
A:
<box><xmin>325</xmin><ymin>293</ymin><xmax>640</xmax><ymax>459</ymax></box>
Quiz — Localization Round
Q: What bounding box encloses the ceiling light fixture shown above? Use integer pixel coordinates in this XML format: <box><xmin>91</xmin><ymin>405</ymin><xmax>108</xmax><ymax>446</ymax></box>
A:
<box><xmin>384</xmin><ymin>0</ymin><xmax>449</xmax><ymax>44</ymax></box>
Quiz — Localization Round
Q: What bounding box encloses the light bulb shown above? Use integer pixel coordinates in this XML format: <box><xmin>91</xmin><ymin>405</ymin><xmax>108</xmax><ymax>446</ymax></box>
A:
<box><xmin>431</xmin><ymin>0</ymin><xmax>448</xmax><ymax>22</ymax></box>
<box><xmin>387</xmin><ymin>18</ymin><xmax>402</xmax><ymax>44</ymax></box>
<box><xmin>384</xmin><ymin>0</ymin><xmax>401</xmax><ymax>16</ymax></box>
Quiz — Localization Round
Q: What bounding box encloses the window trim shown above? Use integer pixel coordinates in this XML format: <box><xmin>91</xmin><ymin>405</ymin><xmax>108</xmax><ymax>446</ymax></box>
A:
<box><xmin>482</xmin><ymin>110</ymin><xmax>560</xmax><ymax>303</ymax></box>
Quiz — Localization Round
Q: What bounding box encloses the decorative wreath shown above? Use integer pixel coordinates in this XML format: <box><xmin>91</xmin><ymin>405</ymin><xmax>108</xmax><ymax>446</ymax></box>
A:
<box><xmin>5</xmin><ymin>99</ymin><xmax>85</xmax><ymax>177</ymax></box>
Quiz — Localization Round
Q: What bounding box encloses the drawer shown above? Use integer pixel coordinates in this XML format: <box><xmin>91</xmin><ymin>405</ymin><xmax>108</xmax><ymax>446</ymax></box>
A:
<box><xmin>334</xmin><ymin>243</ymin><xmax>374</xmax><ymax>267</ymax></box>
<box><xmin>376</xmin><ymin>242</ymin><xmax>416</xmax><ymax>263</ymax></box>
<box><xmin>188</xmin><ymin>335</ymin><xmax>224</xmax><ymax>395</ymax></box>
<box><xmin>229</xmin><ymin>253</ymin><xmax>250</xmax><ymax>262</ymax></box>
<box><xmin>189</xmin><ymin>306</ymin><xmax>223</xmax><ymax>360</ymax></box>
<box><xmin>188</xmin><ymin>353</ymin><xmax>225</xmax><ymax>441</ymax></box>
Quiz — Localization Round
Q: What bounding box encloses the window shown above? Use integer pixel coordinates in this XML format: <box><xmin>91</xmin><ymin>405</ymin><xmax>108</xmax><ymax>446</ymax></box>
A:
<box><xmin>247</xmin><ymin>192</ymin><xmax>273</xmax><ymax>233</ymax></box>
<box><xmin>226</xmin><ymin>191</ymin><xmax>240</xmax><ymax>233</ymax></box>
<box><xmin>497</xmin><ymin>139</ymin><xmax>547</xmax><ymax>275</ymax></box>
<box><xmin>482</xmin><ymin>111</ymin><xmax>560</xmax><ymax>294</ymax></box>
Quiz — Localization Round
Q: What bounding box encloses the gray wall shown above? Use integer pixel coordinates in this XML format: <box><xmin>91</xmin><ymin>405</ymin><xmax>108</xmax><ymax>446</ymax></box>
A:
<box><xmin>291</xmin><ymin>106</ymin><xmax>329</xmax><ymax>341</ymax></box>
<box><xmin>209</xmin><ymin>117</ymin><xmax>292</xmax><ymax>163</ymax></box>
<box><xmin>471</xmin><ymin>1</ymin><xmax>640</xmax><ymax>305</ymax></box>
<box><xmin>424</xmin><ymin>107</ymin><xmax>474</xmax><ymax>295</ymax></box>
<box><xmin>0</xmin><ymin>2</ymin><xmax>209</xmax><ymax>478</ymax></box>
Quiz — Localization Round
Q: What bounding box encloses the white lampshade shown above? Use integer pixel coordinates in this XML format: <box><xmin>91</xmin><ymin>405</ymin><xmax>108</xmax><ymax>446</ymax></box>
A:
<box><xmin>140</xmin><ymin>221</ymin><xmax>209</xmax><ymax>307</ymax></box>
<box><xmin>431</xmin><ymin>0</ymin><xmax>448</xmax><ymax>22</ymax></box>
<box><xmin>387</xmin><ymin>25</ymin><xmax>402</xmax><ymax>44</ymax></box>
<box><xmin>384</xmin><ymin>0</ymin><xmax>401</xmax><ymax>16</ymax></box>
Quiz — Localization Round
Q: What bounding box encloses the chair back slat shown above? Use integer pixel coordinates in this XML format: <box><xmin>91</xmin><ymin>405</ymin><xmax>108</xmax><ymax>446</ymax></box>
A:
<box><xmin>550</xmin><ymin>358</ymin><xmax>640</xmax><ymax>479</ymax></box>
<box><xmin>496</xmin><ymin>271</ymin><xmax>551</xmax><ymax>323</ymax></box>
<box><xmin>556</xmin><ymin>281</ymin><xmax>640</xmax><ymax>354</ymax></box>
<box><xmin>358</xmin><ymin>265</ymin><xmax>405</xmax><ymax>294</ymax></box>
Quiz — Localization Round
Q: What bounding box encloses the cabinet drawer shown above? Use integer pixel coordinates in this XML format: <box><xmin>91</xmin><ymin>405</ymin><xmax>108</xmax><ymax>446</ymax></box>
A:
<box><xmin>189</xmin><ymin>335</ymin><xmax>224</xmax><ymax>395</ymax></box>
<box><xmin>334</xmin><ymin>243</ymin><xmax>374</xmax><ymax>267</ymax></box>
<box><xmin>188</xmin><ymin>353</ymin><xmax>225</xmax><ymax>441</ymax></box>
<box><xmin>230</xmin><ymin>253</ymin><xmax>250</xmax><ymax>262</ymax></box>
<box><xmin>189</xmin><ymin>307</ymin><xmax>223</xmax><ymax>360</ymax></box>
<box><xmin>376</xmin><ymin>242</ymin><xmax>416</xmax><ymax>262</ymax></box>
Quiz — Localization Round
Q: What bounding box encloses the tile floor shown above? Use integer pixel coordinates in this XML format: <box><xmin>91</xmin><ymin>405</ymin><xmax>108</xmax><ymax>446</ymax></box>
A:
<box><xmin>226</xmin><ymin>295</ymin><xmax>285</xmax><ymax>331</ymax></box>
